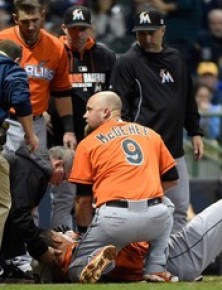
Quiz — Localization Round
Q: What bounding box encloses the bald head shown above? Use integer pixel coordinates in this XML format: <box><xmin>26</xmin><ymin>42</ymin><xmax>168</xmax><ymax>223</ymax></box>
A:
<box><xmin>84</xmin><ymin>91</ymin><xmax>122</xmax><ymax>132</ymax></box>
<box><xmin>90</xmin><ymin>91</ymin><xmax>122</xmax><ymax>112</ymax></box>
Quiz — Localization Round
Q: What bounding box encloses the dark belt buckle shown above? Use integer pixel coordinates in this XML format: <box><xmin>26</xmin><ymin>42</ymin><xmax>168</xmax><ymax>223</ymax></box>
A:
<box><xmin>148</xmin><ymin>197</ymin><xmax>162</xmax><ymax>206</ymax></box>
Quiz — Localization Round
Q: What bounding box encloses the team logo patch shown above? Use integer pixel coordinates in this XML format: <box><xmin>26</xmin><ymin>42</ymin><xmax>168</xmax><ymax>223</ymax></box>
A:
<box><xmin>72</xmin><ymin>9</ymin><xmax>85</xmax><ymax>21</ymax></box>
<box><xmin>160</xmin><ymin>69</ymin><xmax>174</xmax><ymax>83</ymax></box>
<box><xmin>139</xmin><ymin>12</ymin><xmax>151</xmax><ymax>24</ymax></box>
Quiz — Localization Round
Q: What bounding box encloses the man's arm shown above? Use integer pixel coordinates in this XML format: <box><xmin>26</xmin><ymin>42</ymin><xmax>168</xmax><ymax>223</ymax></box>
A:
<box><xmin>17</xmin><ymin>115</ymin><xmax>39</xmax><ymax>152</ymax></box>
<box><xmin>74</xmin><ymin>183</ymin><xmax>94</xmax><ymax>234</ymax></box>
<box><xmin>5</xmin><ymin>65</ymin><xmax>39</xmax><ymax>152</ymax></box>
<box><xmin>162</xmin><ymin>180</ymin><xmax>178</xmax><ymax>193</ymax></box>
<box><xmin>184</xmin><ymin>65</ymin><xmax>204</xmax><ymax>159</ymax></box>
<box><xmin>75</xmin><ymin>195</ymin><xmax>93</xmax><ymax>233</ymax></box>
<box><xmin>50</xmin><ymin>41</ymin><xmax>77</xmax><ymax>149</ymax></box>
<box><xmin>161</xmin><ymin>165</ymin><xmax>179</xmax><ymax>193</ymax></box>
<box><xmin>192</xmin><ymin>135</ymin><xmax>204</xmax><ymax>160</ymax></box>
<box><xmin>54</xmin><ymin>96</ymin><xmax>77</xmax><ymax>149</ymax></box>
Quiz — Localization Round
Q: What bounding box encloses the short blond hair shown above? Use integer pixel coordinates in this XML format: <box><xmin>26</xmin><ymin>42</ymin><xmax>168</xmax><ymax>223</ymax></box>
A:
<box><xmin>14</xmin><ymin>0</ymin><xmax>41</xmax><ymax>13</ymax></box>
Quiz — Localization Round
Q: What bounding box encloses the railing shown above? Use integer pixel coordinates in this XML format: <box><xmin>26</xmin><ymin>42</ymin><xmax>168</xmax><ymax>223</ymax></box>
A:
<box><xmin>184</xmin><ymin>109</ymin><xmax>222</xmax><ymax>178</ymax></box>
<box><xmin>184</xmin><ymin>137</ymin><xmax>222</xmax><ymax>178</ymax></box>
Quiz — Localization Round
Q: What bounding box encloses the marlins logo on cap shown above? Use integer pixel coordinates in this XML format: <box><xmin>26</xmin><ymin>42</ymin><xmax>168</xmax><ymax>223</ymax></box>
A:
<box><xmin>63</xmin><ymin>5</ymin><xmax>92</xmax><ymax>28</ymax></box>
<box><xmin>132</xmin><ymin>9</ymin><xmax>165</xmax><ymax>32</ymax></box>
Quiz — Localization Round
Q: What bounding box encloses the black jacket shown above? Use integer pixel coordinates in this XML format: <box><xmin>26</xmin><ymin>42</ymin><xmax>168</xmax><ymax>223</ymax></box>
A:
<box><xmin>110</xmin><ymin>43</ymin><xmax>203</xmax><ymax>158</ymax></box>
<box><xmin>1</xmin><ymin>146</ymin><xmax>52</xmax><ymax>260</ymax></box>
<box><xmin>0</xmin><ymin>53</ymin><xmax>32</xmax><ymax>123</ymax></box>
<box><xmin>51</xmin><ymin>38</ymin><xmax>116</xmax><ymax>144</ymax></box>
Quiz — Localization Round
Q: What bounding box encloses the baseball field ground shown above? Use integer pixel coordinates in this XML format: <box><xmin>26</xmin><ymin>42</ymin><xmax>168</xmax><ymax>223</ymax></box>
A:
<box><xmin>1</xmin><ymin>276</ymin><xmax>222</xmax><ymax>290</ymax></box>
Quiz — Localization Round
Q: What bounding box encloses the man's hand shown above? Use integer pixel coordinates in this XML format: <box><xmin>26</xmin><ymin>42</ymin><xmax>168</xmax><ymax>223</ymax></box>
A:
<box><xmin>24</xmin><ymin>134</ymin><xmax>39</xmax><ymax>153</ymax></box>
<box><xmin>17</xmin><ymin>115</ymin><xmax>39</xmax><ymax>152</ymax></box>
<box><xmin>63</xmin><ymin>132</ymin><xmax>77</xmax><ymax>149</ymax></box>
<box><xmin>39</xmin><ymin>246</ymin><xmax>62</xmax><ymax>265</ymax></box>
<box><xmin>192</xmin><ymin>135</ymin><xmax>204</xmax><ymax>160</ymax></box>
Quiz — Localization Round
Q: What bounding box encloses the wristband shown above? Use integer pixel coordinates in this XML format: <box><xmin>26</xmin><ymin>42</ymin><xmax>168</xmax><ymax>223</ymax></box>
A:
<box><xmin>61</xmin><ymin>115</ymin><xmax>74</xmax><ymax>133</ymax></box>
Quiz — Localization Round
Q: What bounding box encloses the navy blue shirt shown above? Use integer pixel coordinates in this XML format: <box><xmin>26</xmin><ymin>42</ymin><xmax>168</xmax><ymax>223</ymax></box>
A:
<box><xmin>0</xmin><ymin>53</ymin><xmax>32</xmax><ymax>123</ymax></box>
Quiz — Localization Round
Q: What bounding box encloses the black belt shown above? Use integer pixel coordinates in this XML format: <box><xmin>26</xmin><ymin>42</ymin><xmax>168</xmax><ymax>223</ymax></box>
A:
<box><xmin>9</xmin><ymin>113</ymin><xmax>43</xmax><ymax>121</ymax></box>
<box><xmin>106</xmin><ymin>197</ymin><xmax>162</xmax><ymax>208</ymax></box>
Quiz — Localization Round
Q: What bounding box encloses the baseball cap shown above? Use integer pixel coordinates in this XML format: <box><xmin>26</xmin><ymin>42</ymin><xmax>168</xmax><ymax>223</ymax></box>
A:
<box><xmin>63</xmin><ymin>5</ymin><xmax>92</xmax><ymax>28</ymax></box>
<box><xmin>197</xmin><ymin>62</ymin><xmax>218</xmax><ymax>76</ymax></box>
<box><xmin>132</xmin><ymin>9</ymin><xmax>165</xmax><ymax>32</ymax></box>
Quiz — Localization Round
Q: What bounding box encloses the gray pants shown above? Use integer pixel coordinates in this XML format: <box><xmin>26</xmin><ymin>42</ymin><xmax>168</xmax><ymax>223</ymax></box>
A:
<box><xmin>166</xmin><ymin>156</ymin><xmax>189</xmax><ymax>233</ymax></box>
<box><xmin>168</xmin><ymin>199</ymin><xmax>222</xmax><ymax>281</ymax></box>
<box><xmin>68</xmin><ymin>197</ymin><xmax>174</xmax><ymax>282</ymax></box>
<box><xmin>51</xmin><ymin>181</ymin><xmax>76</xmax><ymax>229</ymax></box>
<box><xmin>3</xmin><ymin>116</ymin><xmax>46</xmax><ymax>153</ymax></box>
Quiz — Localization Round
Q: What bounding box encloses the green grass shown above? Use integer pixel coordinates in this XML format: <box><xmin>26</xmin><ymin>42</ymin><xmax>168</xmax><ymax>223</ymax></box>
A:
<box><xmin>1</xmin><ymin>277</ymin><xmax>222</xmax><ymax>290</ymax></box>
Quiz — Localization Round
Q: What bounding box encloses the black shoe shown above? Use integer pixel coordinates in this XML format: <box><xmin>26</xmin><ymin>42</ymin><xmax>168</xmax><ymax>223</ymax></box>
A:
<box><xmin>2</xmin><ymin>263</ymin><xmax>34</xmax><ymax>283</ymax></box>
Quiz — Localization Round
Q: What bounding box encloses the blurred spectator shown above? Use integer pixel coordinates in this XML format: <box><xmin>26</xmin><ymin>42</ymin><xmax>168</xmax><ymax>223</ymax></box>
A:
<box><xmin>90</xmin><ymin>0</ymin><xmax>127</xmax><ymax>53</ymax></box>
<box><xmin>194</xmin><ymin>84</ymin><xmax>222</xmax><ymax>141</ymax></box>
<box><xmin>202</xmin><ymin>0</ymin><xmax>222</xmax><ymax>30</ymax></box>
<box><xmin>190</xmin><ymin>9</ymin><xmax>222</xmax><ymax>77</ymax></box>
<box><xmin>44</xmin><ymin>0</ymin><xmax>88</xmax><ymax>32</ymax></box>
<box><xmin>196</xmin><ymin>61</ymin><xmax>222</xmax><ymax>105</ymax></box>
<box><xmin>49</xmin><ymin>0</ymin><xmax>87</xmax><ymax>16</ymax></box>
<box><xmin>163</xmin><ymin>0</ymin><xmax>203</xmax><ymax>61</ymax></box>
<box><xmin>0</xmin><ymin>0</ymin><xmax>12</xmax><ymax>30</ymax></box>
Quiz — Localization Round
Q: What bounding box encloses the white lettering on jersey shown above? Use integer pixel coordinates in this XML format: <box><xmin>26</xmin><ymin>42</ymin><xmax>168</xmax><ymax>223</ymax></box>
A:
<box><xmin>139</xmin><ymin>12</ymin><xmax>151</xmax><ymax>24</ymax></box>
<box><xmin>73</xmin><ymin>9</ymin><xmax>84</xmax><ymax>21</ymax></box>
<box><xmin>160</xmin><ymin>69</ymin><xmax>174</xmax><ymax>83</ymax></box>
<box><xmin>25</xmin><ymin>62</ymin><xmax>54</xmax><ymax>81</ymax></box>
<box><xmin>72</xmin><ymin>83</ymin><xmax>92</xmax><ymax>88</ymax></box>
<box><xmin>83</xmin><ymin>73</ymin><xmax>105</xmax><ymax>83</ymax></box>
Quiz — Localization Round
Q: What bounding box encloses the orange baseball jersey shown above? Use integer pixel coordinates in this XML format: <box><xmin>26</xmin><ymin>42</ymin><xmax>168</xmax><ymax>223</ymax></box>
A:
<box><xmin>59</xmin><ymin>240</ymin><xmax>147</xmax><ymax>282</ymax></box>
<box><xmin>0</xmin><ymin>26</ymin><xmax>71</xmax><ymax>115</ymax></box>
<box><xmin>108</xmin><ymin>242</ymin><xmax>149</xmax><ymax>282</ymax></box>
<box><xmin>69</xmin><ymin>119</ymin><xmax>177</xmax><ymax>207</ymax></box>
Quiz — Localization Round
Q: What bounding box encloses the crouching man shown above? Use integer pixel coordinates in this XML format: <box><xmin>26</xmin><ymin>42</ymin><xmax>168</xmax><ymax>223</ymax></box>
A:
<box><xmin>0</xmin><ymin>146</ymin><xmax>74</xmax><ymax>281</ymax></box>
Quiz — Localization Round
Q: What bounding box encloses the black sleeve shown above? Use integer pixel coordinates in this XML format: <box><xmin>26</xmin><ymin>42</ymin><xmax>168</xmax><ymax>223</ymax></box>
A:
<box><xmin>9</xmin><ymin>206</ymin><xmax>48</xmax><ymax>260</ymax></box>
<box><xmin>110</xmin><ymin>57</ymin><xmax>136</xmax><ymax>121</ymax></box>
<box><xmin>161</xmin><ymin>166</ymin><xmax>179</xmax><ymax>181</ymax></box>
<box><xmin>76</xmin><ymin>183</ymin><xmax>93</xmax><ymax>196</ymax></box>
<box><xmin>51</xmin><ymin>89</ymin><xmax>72</xmax><ymax>98</ymax></box>
<box><xmin>184</xmin><ymin>64</ymin><xmax>203</xmax><ymax>137</ymax></box>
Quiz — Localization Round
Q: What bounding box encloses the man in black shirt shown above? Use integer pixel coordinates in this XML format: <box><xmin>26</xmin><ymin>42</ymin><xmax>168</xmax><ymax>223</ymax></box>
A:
<box><xmin>110</xmin><ymin>8</ymin><xmax>204</xmax><ymax>233</ymax></box>
<box><xmin>50</xmin><ymin>5</ymin><xmax>116</xmax><ymax>230</ymax></box>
